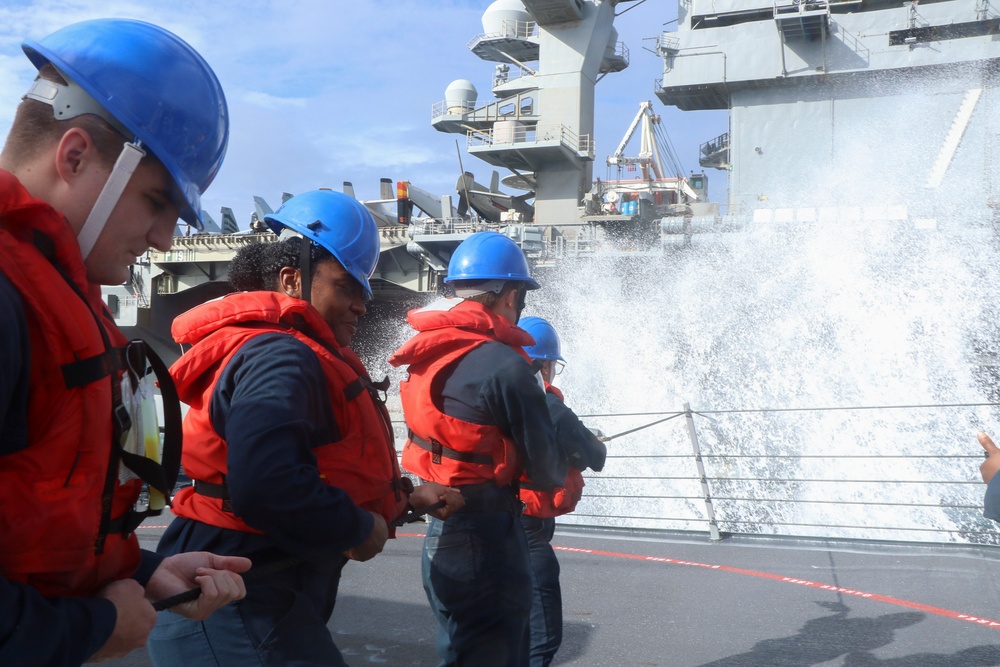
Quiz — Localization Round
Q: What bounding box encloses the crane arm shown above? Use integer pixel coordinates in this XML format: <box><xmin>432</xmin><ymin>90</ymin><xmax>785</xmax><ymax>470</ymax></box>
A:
<box><xmin>607</xmin><ymin>101</ymin><xmax>653</xmax><ymax>166</ymax></box>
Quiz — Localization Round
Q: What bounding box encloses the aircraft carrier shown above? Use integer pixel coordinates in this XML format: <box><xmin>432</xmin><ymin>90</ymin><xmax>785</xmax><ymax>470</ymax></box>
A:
<box><xmin>110</xmin><ymin>0</ymin><xmax>1000</xmax><ymax>347</ymax></box>
<box><xmin>103</xmin><ymin>0</ymin><xmax>714</xmax><ymax>362</ymax></box>
<box><xmin>98</xmin><ymin>2</ymin><xmax>1000</xmax><ymax>664</ymax></box>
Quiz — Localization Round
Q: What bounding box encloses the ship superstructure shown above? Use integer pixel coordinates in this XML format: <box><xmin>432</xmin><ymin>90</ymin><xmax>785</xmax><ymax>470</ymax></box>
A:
<box><xmin>424</xmin><ymin>0</ymin><xmax>720</xmax><ymax>263</ymax></box>
<box><xmin>107</xmin><ymin>0</ymin><xmax>1000</xmax><ymax>347</ymax></box>
<box><xmin>105</xmin><ymin>0</ymin><xmax>657</xmax><ymax>349</ymax></box>
<box><xmin>656</xmin><ymin>0</ymin><xmax>1000</xmax><ymax>224</ymax></box>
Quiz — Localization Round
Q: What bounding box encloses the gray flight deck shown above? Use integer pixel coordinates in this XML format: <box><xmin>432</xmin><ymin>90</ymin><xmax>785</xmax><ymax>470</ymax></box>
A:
<box><xmin>107</xmin><ymin>512</ymin><xmax>1000</xmax><ymax>667</ymax></box>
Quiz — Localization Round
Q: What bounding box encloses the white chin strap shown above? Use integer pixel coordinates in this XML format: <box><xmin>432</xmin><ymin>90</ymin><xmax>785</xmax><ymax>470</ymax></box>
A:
<box><xmin>77</xmin><ymin>141</ymin><xmax>146</xmax><ymax>261</ymax></box>
<box><xmin>453</xmin><ymin>279</ymin><xmax>507</xmax><ymax>298</ymax></box>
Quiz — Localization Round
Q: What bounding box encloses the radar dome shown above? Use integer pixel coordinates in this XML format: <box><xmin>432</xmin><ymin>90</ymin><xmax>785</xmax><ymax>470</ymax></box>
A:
<box><xmin>445</xmin><ymin>79</ymin><xmax>477</xmax><ymax>114</ymax></box>
<box><xmin>483</xmin><ymin>0</ymin><xmax>531</xmax><ymax>36</ymax></box>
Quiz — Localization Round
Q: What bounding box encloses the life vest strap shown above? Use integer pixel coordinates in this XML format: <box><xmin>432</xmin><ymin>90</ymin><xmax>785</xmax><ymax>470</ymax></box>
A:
<box><xmin>345</xmin><ymin>374</ymin><xmax>391</xmax><ymax>403</ymax></box>
<box><xmin>344</xmin><ymin>379</ymin><xmax>364</xmax><ymax>401</ymax></box>
<box><xmin>114</xmin><ymin>340</ymin><xmax>183</xmax><ymax>512</ymax></box>
<box><xmin>194</xmin><ymin>479</ymin><xmax>234</xmax><ymax>513</ymax></box>
<box><xmin>136</xmin><ymin>340</ymin><xmax>183</xmax><ymax>499</ymax></box>
<box><xmin>107</xmin><ymin>507</ymin><xmax>149</xmax><ymax>536</ymax></box>
<box><xmin>408</xmin><ymin>431</ymin><xmax>494</xmax><ymax>466</ymax></box>
<box><xmin>61</xmin><ymin>346</ymin><xmax>128</xmax><ymax>389</ymax></box>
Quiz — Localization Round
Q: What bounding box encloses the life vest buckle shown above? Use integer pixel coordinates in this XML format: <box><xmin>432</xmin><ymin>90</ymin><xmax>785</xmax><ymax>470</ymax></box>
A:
<box><xmin>112</xmin><ymin>401</ymin><xmax>132</xmax><ymax>439</ymax></box>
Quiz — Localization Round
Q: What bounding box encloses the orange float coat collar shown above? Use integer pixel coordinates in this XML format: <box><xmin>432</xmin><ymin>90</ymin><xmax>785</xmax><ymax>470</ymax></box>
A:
<box><xmin>0</xmin><ymin>170</ymin><xmax>141</xmax><ymax>597</ymax></box>
<box><xmin>389</xmin><ymin>299</ymin><xmax>533</xmax><ymax>487</ymax></box>
<box><xmin>169</xmin><ymin>291</ymin><xmax>407</xmax><ymax>530</ymax></box>
<box><xmin>520</xmin><ymin>383</ymin><xmax>585</xmax><ymax>518</ymax></box>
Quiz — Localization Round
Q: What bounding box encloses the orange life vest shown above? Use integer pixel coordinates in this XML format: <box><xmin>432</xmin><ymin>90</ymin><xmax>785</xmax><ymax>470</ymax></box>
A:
<box><xmin>0</xmin><ymin>170</ymin><xmax>141</xmax><ymax>597</ymax></box>
<box><xmin>169</xmin><ymin>291</ymin><xmax>407</xmax><ymax>530</ymax></box>
<box><xmin>520</xmin><ymin>384</ymin><xmax>585</xmax><ymax>518</ymax></box>
<box><xmin>388</xmin><ymin>299</ymin><xmax>532</xmax><ymax>487</ymax></box>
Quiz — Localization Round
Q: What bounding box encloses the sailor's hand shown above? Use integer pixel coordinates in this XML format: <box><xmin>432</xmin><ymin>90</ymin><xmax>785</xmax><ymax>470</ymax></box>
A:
<box><xmin>980</xmin><ymin>431</ymin><xmax>1000</xmax><ymax>483</ymax></box>
<box><xmin>88</xmin><ymin>579</ymin><xmax>157</xmax><ymax>661</ymax></box>
<box><xmin>344</xmin><ymin>512</ymin><xmax>389</xmax><ymax>562</ymax></box>
<box><xmin>146</xmin><ymin>552</ymin><xmax>250</xmax><ymax>620</ymax></box>
<box><xmin>410</xmin><ymin>482</ymin><xmax>465</xmax><ymax>520</ymax></box>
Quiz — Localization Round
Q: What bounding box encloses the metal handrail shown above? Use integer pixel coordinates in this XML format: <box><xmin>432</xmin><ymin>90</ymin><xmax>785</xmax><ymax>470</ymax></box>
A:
<box><xmin>467</xmin><ymin>122</ymin><xmax>593</xmax><ymax>159</ymax></box>
<box><xmin>431</xmin><ymin>99</ymin><xmax>477</xmax><ymax>120</ymax></box>
<box><xmin>700</xmin><ymin>132</ymin><xmax>729</xmax><ymax>158</ymax></box>
<box><xmin>657</xmin><ymin>34</ymin><xmax>680</xmax><ymax>55</ymax></box>
<box><xmin>389</xmin><ymin>399</ymin><xmax>1000</xmax><ymax>545</ymax></box>
<box><xmin>465</xmin><ymin>18</ymin><xmax>538</xmax><ymax>49</ymax></box>
<box><xmin>608</xmin><ymin>40</ymin><xmax>630</xmax><ymax>67</ymax></box>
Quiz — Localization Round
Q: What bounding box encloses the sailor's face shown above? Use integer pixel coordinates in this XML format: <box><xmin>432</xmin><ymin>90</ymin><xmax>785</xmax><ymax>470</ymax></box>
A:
<box><xmin>310</xmin><ymin>258</ymin><xmax>367</xmax><ymax>347</ymax></box>
<box><xmin>85</xmin><ymin>159</ymin><xmax>180</xmax><ymax>285</ymax></box>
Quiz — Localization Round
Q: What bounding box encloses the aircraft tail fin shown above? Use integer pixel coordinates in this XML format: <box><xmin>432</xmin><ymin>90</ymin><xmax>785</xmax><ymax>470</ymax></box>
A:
<box><xmin>252</xmin><ymin>196</ymin><xmax>273</xmax><ymax>220</ymax></box>
<box><xmin>199</xmin><ymin>210</ymin><xmax>222</xmax><ymax>234</ymax></box>
<box><xmin>221</xmin><ymin>207</ymin><xmax>239</xmax><ymax>234</ymax></box>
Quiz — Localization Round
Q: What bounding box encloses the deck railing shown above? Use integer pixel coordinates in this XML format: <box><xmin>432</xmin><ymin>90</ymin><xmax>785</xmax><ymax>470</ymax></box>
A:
<box><xmin>467</xmin><ymin>123</ymin><xmax>594</xmax><ymax>159</ymax></box>
<box><xmin>466</xmin><ymin>19</ymin><xmax>538</xmax><ymax>49</ymax></box>
<box><xmin>392</xmin><ymin>400</ymin><xmax>1000</xmax><ymax>546</ymax></box>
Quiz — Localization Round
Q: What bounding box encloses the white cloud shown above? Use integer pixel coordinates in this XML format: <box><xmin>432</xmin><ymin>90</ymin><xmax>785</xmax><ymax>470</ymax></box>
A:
<box><xmin>241</xmin><ymin>91</ymin><xmax>308</xmax><ymax>110</ymax></box>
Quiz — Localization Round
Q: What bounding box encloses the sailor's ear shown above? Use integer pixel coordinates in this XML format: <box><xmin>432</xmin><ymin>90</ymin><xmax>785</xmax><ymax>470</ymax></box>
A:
<box><xmin>500</xmin><ymin>285</ymin><xmax>520</xmax><ymax>309</ymax></box>
<box><xmin>54</xmin><ymin>127</ymin><xmax>97</xmax><ymax>182</ymax></box>
<box><xmin>277</xmin><ymin>266</ymin><xmax>302</xmax><ymax>299</ymax></box>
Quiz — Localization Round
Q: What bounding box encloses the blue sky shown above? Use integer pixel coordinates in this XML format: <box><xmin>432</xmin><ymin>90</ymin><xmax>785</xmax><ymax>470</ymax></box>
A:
<box><xmin>0</xmin><ymin>0</ymin><xmax>729</xmax><ymax>229</ymax></box>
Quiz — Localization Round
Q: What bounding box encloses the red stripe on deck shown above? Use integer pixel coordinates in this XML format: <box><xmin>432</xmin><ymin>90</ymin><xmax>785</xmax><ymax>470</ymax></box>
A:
<box><xmin>552</xmin><ymin>545</ymin><xmax>1000</xmax><ymax>631</ymax></box>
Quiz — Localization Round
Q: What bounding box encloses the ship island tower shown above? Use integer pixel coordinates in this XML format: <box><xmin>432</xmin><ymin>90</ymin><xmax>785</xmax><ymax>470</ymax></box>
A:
<box><xmin>656</xmin><ymin>0</ymin><xmax>1000</xmax><ymax>226</ymax></box>
<box><xmin>431</xmin><ymin>0</ymin><xmax>634</xmax><ymax>227</ymax></box>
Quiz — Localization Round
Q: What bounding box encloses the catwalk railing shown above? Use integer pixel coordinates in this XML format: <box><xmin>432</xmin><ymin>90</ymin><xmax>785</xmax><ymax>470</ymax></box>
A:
<box><xmin>393</xmin><ymin>400</ymin><xmax>1000</xmax><ymax>546</ymax></box>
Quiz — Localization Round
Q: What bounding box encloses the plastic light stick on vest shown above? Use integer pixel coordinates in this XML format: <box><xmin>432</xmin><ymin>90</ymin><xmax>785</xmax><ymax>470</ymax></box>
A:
<box><xmin>141</xmin><ymin>387</ymin><xmax>165</xmax><ymax>511</ymax></box>
<box><xmin>121</xmin><ymin>344</ymin><xmax>166</xmax><ymax>509</ymax></box>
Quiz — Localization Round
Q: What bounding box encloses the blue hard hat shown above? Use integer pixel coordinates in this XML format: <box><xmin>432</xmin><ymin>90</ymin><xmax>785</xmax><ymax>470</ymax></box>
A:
<box><xmin>444</xmin><ymin>231</ymin><xmax>540</xmax><ymax>289</ymax></box>
<box><xmin>265</xmin><ymin>190</ymin><xmax>380</xmax><ymax>300</ymax></box>
<box><xmin>22</xmin><ymin>19</ymin><xmax>229</xmax><ymax>229</ymax></box>
<box><xmin>519</xmin><ymin>316</ymin><xmax>564</xmax><ymax>362</ymax></box>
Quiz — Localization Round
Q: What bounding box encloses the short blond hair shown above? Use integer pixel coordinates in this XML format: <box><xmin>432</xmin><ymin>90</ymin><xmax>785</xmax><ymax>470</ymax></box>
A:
<box><xmin>1</xmin><ymin>64</ymin><xmax>127</xmax><ymax>167</ymax></box>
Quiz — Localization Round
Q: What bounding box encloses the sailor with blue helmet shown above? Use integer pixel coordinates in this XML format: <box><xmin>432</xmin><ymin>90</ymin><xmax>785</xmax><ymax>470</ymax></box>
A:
<box><xmin>517</xmin><ymin>316</ymin><xmax>607</xmax><ymax>667</ymax></box>
<box><xmin>147</xmin><ymin>189</ymin><xmax>464</xmax><ymax>666</ymax></box>
<box><xmin>389</xmin><ymin>231</ymin><xmax>568</xmax><ymax>667</ymax></box>
<box><xmin>0</xmin><ymin>18</ymin><xmax>249</xmax><ymax>665</ymax></box>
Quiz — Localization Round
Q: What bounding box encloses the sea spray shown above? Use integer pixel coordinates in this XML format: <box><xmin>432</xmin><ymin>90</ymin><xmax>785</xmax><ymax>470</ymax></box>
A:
<box><xmin>525</xmin><ymin>217</ymin><xmax>1000</xmax><ymax>542</ymax></box>
<box><xmin>355</xmin><ymin>216</ymin><xmax>1000</xmax><ymax>542</ymax></box>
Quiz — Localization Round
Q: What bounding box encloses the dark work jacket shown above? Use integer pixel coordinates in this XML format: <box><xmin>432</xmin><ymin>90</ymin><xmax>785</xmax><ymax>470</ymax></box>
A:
<box><xmin>438</xmin><ymin>339</ymin><xmax>567</xmax><ymax>489</ymax></box>
<box><xmin>156</xmin><ymin>333</ymin><xmax>374</xmax><ymax>623</ymax></box>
